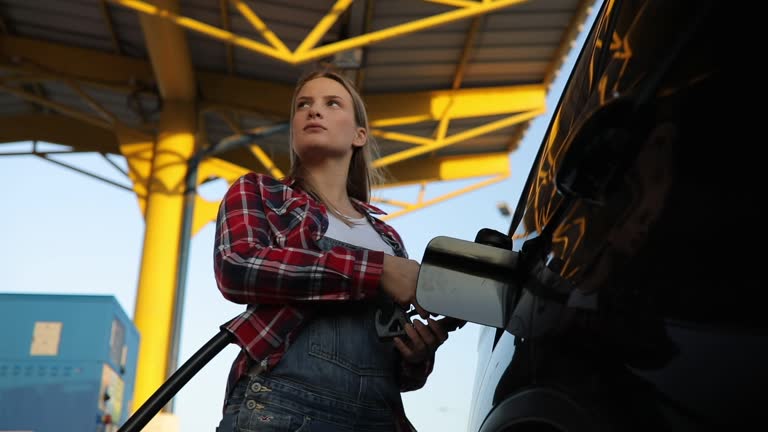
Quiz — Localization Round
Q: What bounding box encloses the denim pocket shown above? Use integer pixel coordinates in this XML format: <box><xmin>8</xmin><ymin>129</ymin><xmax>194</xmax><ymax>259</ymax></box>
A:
<box><xmin>236</xmin><ymin>376</ymin><xmax>310</xmax><ymax>432</ymax></box>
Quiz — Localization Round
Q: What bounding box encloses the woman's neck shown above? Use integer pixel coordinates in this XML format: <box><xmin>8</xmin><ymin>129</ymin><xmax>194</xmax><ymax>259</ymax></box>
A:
<box><xmin>302</xmin><ymin>164</ymin><xmax>357</xmax><ymax>215</ymax></box>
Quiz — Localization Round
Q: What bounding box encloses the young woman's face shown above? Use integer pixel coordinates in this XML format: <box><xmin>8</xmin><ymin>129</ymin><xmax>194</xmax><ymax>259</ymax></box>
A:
<box><xmin>291</xmin><ymin>77</ymin><xmax>365</xmax><ymax>163</ymax></box>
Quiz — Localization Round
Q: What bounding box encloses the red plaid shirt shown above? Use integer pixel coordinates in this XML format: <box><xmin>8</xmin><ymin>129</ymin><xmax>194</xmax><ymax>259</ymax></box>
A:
<box><xmin>214</xmin><ymin>173</ymin><xmax>430</xmax><ymax>430</ymax></box>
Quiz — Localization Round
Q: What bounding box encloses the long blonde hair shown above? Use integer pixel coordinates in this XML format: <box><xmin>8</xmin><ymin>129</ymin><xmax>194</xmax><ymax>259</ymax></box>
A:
<box><xmin>288</xmin><ymin>69</ymin><xmax>385</xmax><ymax>219</ymax></box>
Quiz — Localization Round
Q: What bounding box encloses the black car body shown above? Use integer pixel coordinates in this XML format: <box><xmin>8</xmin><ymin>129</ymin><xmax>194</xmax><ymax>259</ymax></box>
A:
<box><xmin>419</xmin><ymin>0</ymin><xmax>764</xmax><ymax>431</ymax></box>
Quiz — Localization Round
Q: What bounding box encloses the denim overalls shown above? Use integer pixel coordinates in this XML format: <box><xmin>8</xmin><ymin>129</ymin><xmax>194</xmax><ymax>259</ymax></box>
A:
<box><xmin>217</xmin><ymin>236</ymin><xmax>404</xmax><ymax>432</ymax></box>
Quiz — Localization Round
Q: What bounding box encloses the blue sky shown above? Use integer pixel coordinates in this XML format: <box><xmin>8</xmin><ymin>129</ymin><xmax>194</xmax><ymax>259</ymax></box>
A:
<box><xmin>0</xmin><ymin>6</ymin><xmax>597</xmax><ymax>431</ymax></box>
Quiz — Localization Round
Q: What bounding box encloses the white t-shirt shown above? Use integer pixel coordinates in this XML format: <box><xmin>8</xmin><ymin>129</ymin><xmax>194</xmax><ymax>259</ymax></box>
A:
<box><xmin>325</xmin><ymin>212</ymin><xmax>395</xmax><ymax>255</ymax></box>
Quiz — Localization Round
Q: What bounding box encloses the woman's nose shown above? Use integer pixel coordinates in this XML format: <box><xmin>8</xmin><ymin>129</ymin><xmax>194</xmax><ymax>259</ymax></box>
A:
<box><xmin>308</xmin><ymin>107</ymin><xmax>321</xmax><ymax>118</ymax></box>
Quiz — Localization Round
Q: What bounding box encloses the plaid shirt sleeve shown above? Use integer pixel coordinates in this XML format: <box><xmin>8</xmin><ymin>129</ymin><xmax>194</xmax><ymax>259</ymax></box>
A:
<box><xmin>367</xmin><ymin>214</ymin><xmax>434</xmax><ymax>392</ymax></box>
<box><xmin>214</xmin><ymin>173</ymin><xmax>385</xmax><ymax>304</ymax></box>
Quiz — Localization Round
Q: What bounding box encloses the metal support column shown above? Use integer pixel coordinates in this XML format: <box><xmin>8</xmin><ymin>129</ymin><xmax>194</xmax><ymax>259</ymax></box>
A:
<box><xmin>132</xmin><ymin>102</ymin><xmax>197</xmax><ymax>415</ymax></box>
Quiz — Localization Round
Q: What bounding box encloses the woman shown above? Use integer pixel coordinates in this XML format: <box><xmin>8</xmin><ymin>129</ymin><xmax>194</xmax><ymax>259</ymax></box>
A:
<box><xmin>214</xmin><ymin>69</ymin><xmax>448</xmax><ymax>431</ymax></box>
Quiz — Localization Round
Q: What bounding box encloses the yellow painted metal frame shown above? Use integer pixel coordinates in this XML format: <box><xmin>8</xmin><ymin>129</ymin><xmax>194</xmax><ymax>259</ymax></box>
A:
<box><xmin>0</xmin><ymin>35</ymin><xmax>545</xmax><ymax>126</ymax></box>
<box><xmin>0</xmin><ymin>36</ymin><xmax>155</xmax><ymax>92</ymax></box>
<box><xmin>212</xmin><ymin>115</ymin><xmax>286</xmax><ymax>181</ymax></box>
<box><xmin>0</xmin><ymin>82</ymin><xmax>151</xmax><ymax>140</ymax></box>
<box><xmin>106</xmin><ymin>0</ymin><xmax>529</xmax><ymax>65</ymax></box>
<box><xmin>0</xmin><ymin>34</ymin><xmax>545</xmax><ymax>232</ymax></box>
<box><xmin>374</xmin><ymin>173</ymin><xmax>511</xmax><ymax>220</ymax></box>
<box><xmin>0</xmin><ymin>1</ymin><xmax>546</xmax><ymax>261</ymax></box>
<box><xmin>0</xmin><ymin>114</ymin><xmax>119</xmax><ymax>151</ymax></box>
<box><xmin>129</xmin><ymin>0</ymin><xmax>200</xmax><ymax>414</ymax></box>
<box><xmin>372</xmin><ymin>108</ymin><xmax>545</xmax><ymax>168</ymax></box>
<box><xmin>130</xmin><ymin>103</ymin><xmax>196</xmax><ymax>413</ymax></box>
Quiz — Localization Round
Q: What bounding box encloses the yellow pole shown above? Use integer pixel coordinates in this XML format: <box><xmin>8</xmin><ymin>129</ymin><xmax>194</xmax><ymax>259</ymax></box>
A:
<box><xmin>132</xmin><ymin>102</ymin><xmax>197</xmax><ymax>411</ymax></box>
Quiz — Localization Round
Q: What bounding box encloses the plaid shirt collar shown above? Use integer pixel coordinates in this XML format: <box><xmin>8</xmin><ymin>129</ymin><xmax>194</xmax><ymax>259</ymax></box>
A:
<box><xmin>283</xmin><ymin>176</ymin><xmax>388</xmax><ymax>216</ymax></box>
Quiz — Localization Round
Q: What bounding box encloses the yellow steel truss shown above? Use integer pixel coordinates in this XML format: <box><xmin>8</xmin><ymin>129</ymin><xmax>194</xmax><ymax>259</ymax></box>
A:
<box><xmin>106</xmin><ymin>0</ymin><xmax>529</xmax><ymax>65</ymax></box>
<box><xmin>1</xmin><ymin>32</ymin><xmax>545</xmax><ymax>228</ymax></box>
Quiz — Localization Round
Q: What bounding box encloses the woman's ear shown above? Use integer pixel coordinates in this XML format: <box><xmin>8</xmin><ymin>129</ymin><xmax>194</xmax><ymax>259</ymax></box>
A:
<box><xmin>352</xmin><ymin>127</ymin><xmax>367</xmax><ymax>148</ymax></box>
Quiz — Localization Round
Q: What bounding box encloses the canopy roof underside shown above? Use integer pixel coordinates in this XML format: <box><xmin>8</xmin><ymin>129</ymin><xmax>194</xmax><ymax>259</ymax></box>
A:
<box><xmin>0</xmin><ymin>0</ymin><xmax>594</xmax><ymax>217</ymax></box>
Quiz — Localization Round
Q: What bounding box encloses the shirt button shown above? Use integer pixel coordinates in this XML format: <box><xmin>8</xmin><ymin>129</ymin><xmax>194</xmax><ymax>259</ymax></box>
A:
<box><xmin>245</xmin><ymin>400</ymin><xmax>257</xmax><ymax>410</ymax></box>
<box><xmin>250</xmin><ymin>382</ymin><xmax>261</xmax><ymax>392</ymax></box>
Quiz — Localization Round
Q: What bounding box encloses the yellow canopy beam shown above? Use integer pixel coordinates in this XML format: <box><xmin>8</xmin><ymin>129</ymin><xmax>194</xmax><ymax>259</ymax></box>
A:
<box><xmin>138</xmin><ymin>0</ymin><xmax>195</xmax><ymax>101</ymax></box>
<box><xmin>383</xmin><ymin>152</ymin><xmax>511</xmax><ymax>186</ymax></box>
<box><xmin>374</xmin><ymin>174</ymin><xmax>511</xmax><ymax>221</ymax></box>
<box><xmin>0</xmin><ymin>84</ymin><xmax>112</xmax><ymax>130</ymax></box>
<box><xmin>1</xmin><ymin>36</ymin><xmax>545</xmax><ymax>127</ymax></box>
<box><xmin>0</xmin><ymin>35</ymin><xmax>154</xmax><ymax>92</ymax></box>
<box><xmin>373</xmin><ymin>108</ymin><xmax>544</xmax><ymax>168</ymax></box>
<box><xmin>295</xmin><ymin>0</ymin><xmax>528</xmax><ymax>64</ymax></box>
<box><xmin>107</xmin><ymin>0</ymin><xmax>288</xmax><ymax>62</ymax></box>
<box><xmin>0</xmin><ymin>114</ymin><xmax>118</xmax><ymax>151</ymax></box>
<box><xmin>366</xmin><ymin>85</ymin><xmax>546</xmax><ymax>127</ymax></box>
<box><xmin>0</xmin><ymin>82</ymin><xmax>151</xmax><ymax>141</ymax></box>
<box><xmin>232</xmin><ymin>0</ymin><xmax>291</xmax><ymax>55</ymax></box>
<box><xmin>294</xmin><ymin>0</ymin><xmax>354</xmax><ymax>55</ymax></box>
<box><xmin>425</xmin><ymin>0</ymin><xmax>482</xmax><ymax>8</ymax></box>
<box><xmin>106</xmin><ymin>0</ymin><xmax>527</xmax><ymax>65</ymax></box>
<box><xmin>201</xmin><ymin>74</ymin><xmax>546</xmax><ymax>125</ymax></box>
<box><xmin>99</xmin><ymin>0</ymin><xmax>123</xmax><ymax>54</ymax></box>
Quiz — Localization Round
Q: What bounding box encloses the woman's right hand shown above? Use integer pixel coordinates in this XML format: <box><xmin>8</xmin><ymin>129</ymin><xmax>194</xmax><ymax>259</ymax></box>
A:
<box><xmin>380</xmin><ymin>255</ymin><xmax>428</xmax><ymax>318</ymax></box>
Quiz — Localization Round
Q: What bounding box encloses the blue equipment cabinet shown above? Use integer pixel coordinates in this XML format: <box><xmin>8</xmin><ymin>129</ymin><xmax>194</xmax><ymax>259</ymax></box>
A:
<box><xmin>0</xmin><ymin>293</ymin><xmax>140</xmax><ymax>432</ymax></box>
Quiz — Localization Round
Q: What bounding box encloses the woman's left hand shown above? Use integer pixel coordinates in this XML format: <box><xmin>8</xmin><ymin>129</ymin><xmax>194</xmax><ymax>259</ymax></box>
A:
<box><xmin>394</xmin><ymin>317</ymin><xmax>449</xmax><ymax>364</ymax></box>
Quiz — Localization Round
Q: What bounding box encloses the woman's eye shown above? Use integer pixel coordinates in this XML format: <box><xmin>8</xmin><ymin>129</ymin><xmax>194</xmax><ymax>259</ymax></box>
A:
<box><xmin>297</xmin><ymin>101</ymin><xmax>310</xmax><ymax>109</ymax></box>
<box><xmin>328</xmin><ymin>100</ymin><xmax>340</xmax><ymax>107</ymax></box>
